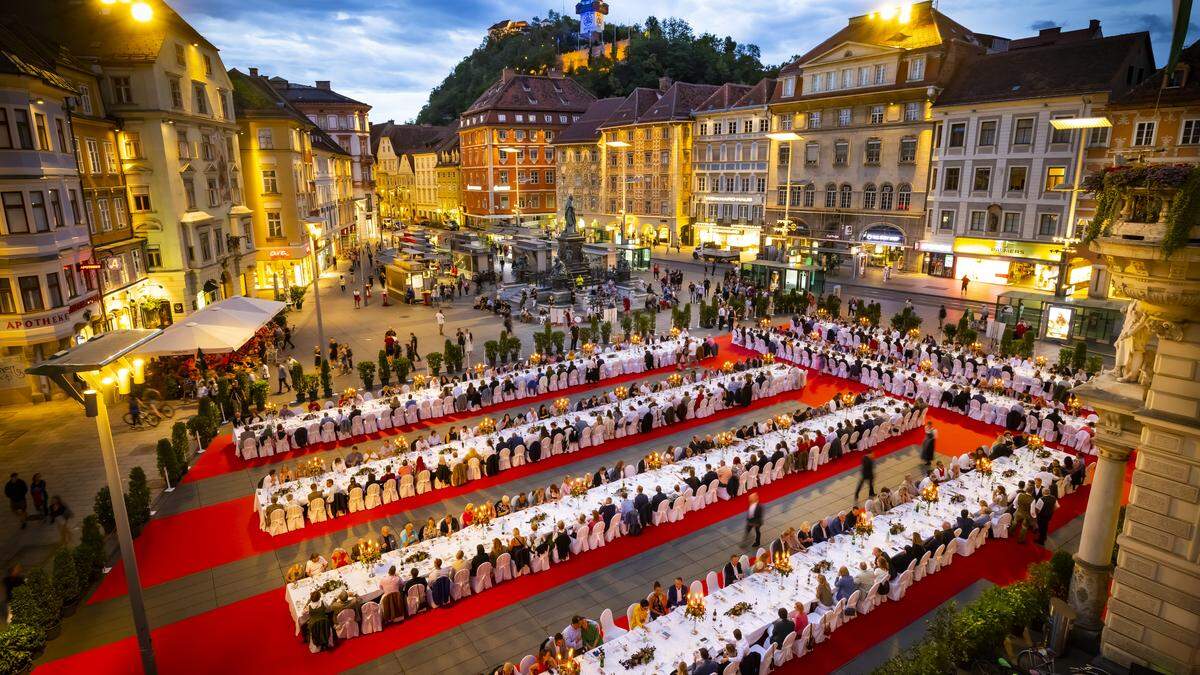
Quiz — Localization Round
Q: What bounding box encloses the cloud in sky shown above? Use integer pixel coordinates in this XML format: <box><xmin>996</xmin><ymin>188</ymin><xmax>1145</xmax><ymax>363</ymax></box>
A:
<box><xmin>174</xmin><ymin>0</ymin><xmax>1191</xmax><ymax>123</ymax></box>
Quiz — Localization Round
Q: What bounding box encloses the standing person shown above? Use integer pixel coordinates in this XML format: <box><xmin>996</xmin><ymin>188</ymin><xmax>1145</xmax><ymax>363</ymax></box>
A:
<box><xmin>353</xmin><ymin>287</ymin><xmax>361</xmax><ymax>309</ymax></box>
<box><xmin>960</xmin><ymin>274</ymin><xmax>970</xmax><ymax>295</ymax></box>
<box><xmin>855</xmin><ymin>454</ymin><xmax>875</xmax><ymax>501</ymax></box>
<box><xmin>277</xmin><ymin>361</ymin><xmax>291</xmax><ymax>394</ymax></box>
<box><xmin>47</xmin><ymin>496</ymin><xmax>71</xmax><ymax>545</ymax></box>
<box><xmin>1013</xmin><ymin>487</ymin><xmax>1035</xmax><ymax>544</ymax></box>
<box><xmin>1034</xmin><ymin>489</ymin><xmax>1057</xmax><ymax>545</ymax></box>
<box><xmin>4</xmin><ymin>474</ymin><xmax>27</xmax><ymax>530</ymax></box>
<box><xmin>409</xmin><ymin>333</ymin><xmax>421</xmax><ymax>362</ymax></box>
<box><xmin>920</xmin><ymin>422</ymin><xmax>936</xmax><ymax>469</ymax></box>
<box><xmin>464</xmin><ymin>329</ymin><xmax>474</xmax><ymax>365</ymax></box>
<box><xmin>339</xmin><ymin>274</ymin><xmax>346</xmax><ymax>293</ymax></box>
<box><xmin>313</xmin><ymin>345</ymin><xmax>322</xmax><ymax>368</ymax></box>
<box><xmin>743</xmin><ymin>493</ymin><xmax>763</xmax><ymax>547</ymax></box>
<box><xmin>363</xmin><ymin>284</ymin><xmax>371</xmax><ymax>306</ymax></box>
<box><xmin>435</xmin><ymin>309</ymin><xmax>446</xmax><ymax>335</ymax></box>
<box><xmin>28</xmin><ymin>473</ymin><xmax>47</xmax><ymax>522</ymax></box>
<box><xmin>937</xmin><ymin>304</ymin><xmax>947</xmax><ymax>328</ymax></box>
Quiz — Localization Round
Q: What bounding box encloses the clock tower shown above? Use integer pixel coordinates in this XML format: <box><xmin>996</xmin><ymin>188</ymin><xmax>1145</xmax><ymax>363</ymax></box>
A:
<box><xmin>575</xmin><ymin>0</ymin><xmax>609</xmax><ymax>42</ymax></box>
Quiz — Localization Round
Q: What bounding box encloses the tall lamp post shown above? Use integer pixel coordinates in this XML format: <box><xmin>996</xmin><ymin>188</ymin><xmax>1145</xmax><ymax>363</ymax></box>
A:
<box><xmin>306</xmin><ymin>222</ymin><xmax>327</xmax><ymax>352</ymax></box>
<box><xmin>767</xmin><ymin>131</ymin><xmax>802</xmax><ymax>258</ymax></box>
<box><xmin>27</xmin><ymin>330</ymin><xmax>164</xmax><ymax>675</ymax></box>
<box><xmin>1048</xmin><ymin>116</ymin><xmax>1110</xmax><ymax>297</ymax></box>
<box><xmin>607</xmin><ymin>139</ymin><xmax>630</xmax><ymax>244</ymax></box>
<box><xmin>499</xmin><ymin>147</ymin><xmax>522</xmax><ymax>229</ymax></box>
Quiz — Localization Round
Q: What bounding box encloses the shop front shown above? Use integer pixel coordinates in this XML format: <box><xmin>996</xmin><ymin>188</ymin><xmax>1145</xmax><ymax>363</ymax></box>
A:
<box><xmin>0</xmin><ymin>294</ymin><xmax>100</xmax><ymax>404</ymax></box>
<box><xmin>916</xmin><ymin>241</ymin><xmax>957</xmax><ymax>278</ymax></box>
<box><xmin>951</xmin><ymin>237</ymin><xmax>1086</xmax><ymax>294</ymax></box>
<box><xmin>995</xmin><ymin>290</ymin><xmax>1124</xmax><ymax>349</ymax></box>
<box><xmin>253</xmin><ymin>244</ymin><xmax>313</xmax><ymax>300</ymax></box>
<box><xmin>739</xmin><ymin>259</ymin><xmax>825</xmax><ymax>294</ymax></box>
<box><xmin>858</xmin><ymin>224</ymin><xmax>908</xmax><ymax>270</ymax></box>
<box><xmin>692</xmin><ymin>222</ymin><xmax>762</xmax><ymax>257</ymax></box>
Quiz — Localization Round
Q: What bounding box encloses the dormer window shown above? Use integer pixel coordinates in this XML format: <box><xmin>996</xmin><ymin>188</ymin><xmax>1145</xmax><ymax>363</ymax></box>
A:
<box><xmin>1167</xmin><ymin>64</ymin><xmax>1189</xmax><ymax>88</ymax></box>
<box><xmin>782</xmin><ymin>76</ymin><xmax>796</xmax><ymax>97</ymax></box>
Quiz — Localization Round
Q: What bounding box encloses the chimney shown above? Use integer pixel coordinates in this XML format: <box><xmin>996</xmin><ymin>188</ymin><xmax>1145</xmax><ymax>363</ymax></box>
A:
<box><xmin>1088</xmin><ymin>19</ymin><xmax>1102</xmax><ymax>35</ymax></box>
<box><xmin>1038</xmin><ymin>26</ymin><xmax>1062</xmax><ymax>38</ymax></box>
<box><xmin>248</xmin><ymin>67</ymin><xmax>258</xmax><ymax>77</ymax></box>
<box><xmin>315</xmin><ymin>80</ymin><xmax>331</xmax><ymax>90</ymax></box>
<box><xmin>501</xmin><ymin>67</ymin><xmax>516</xmax><ymax>83</ymax></box>
<box><xmin>658</xmin><ymin>76</ymin><xmax>673</xmax><ymax>92</ymax></box>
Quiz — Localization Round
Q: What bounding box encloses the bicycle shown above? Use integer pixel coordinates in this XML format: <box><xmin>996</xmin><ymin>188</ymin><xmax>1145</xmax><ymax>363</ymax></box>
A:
<box><xmin>123</xmin><ymin>407</ymin><xmax>162</xmax><ymax>429</ymax></box>
<box><xmin>998</xmin><ymin>652</ymin><xmax>1112</xmax><ymax>675</ymax></box>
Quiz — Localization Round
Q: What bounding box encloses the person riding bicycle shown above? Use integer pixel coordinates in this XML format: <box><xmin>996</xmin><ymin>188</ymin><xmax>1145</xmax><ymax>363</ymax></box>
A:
<box><xmin>129</xmin><ymin>396</ymin><xmax>141</xmax><ymax>427</ymax></box>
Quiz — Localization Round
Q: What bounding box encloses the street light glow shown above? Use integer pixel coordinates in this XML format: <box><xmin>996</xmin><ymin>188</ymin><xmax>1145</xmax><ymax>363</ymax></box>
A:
<box><xmin>607</xmin><ymin>140</ymin><xmax>630</xmax><ymax>147</ymax></box>
<box><xmin>130</xmin><ymin>1</ymin><xmax>153</xmax><ymax>21</ymax></box>
<box><xmin>1049</xmin><ymin>117</ymin><xmax>1112</xmax><ymax>130</ymax></box>
<box><xmin>766</xmin><ymin>132</ymin><xmax>802</xmax><ymax>142</ymax></box>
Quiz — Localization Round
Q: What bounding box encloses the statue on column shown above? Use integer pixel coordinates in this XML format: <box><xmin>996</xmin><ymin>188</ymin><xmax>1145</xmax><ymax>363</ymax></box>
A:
<box><xmin>563</xmin><ymin>195</ymin><xmax>578</xmax><ymax>236</ymax></box>
<box><xmin>1112</xmin><ymin>300</ymin><xmax>1152</xmax><ymax>384</ymax></box>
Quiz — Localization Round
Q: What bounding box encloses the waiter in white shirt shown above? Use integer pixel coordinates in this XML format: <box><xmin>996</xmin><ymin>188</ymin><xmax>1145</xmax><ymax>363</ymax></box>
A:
<box><xmin>743</xmin><ymin>493</ymin><xmax>764</xmax><ymax>547</ymax></box>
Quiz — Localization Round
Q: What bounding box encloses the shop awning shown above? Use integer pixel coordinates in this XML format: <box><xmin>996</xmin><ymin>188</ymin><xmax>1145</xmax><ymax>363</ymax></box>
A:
<box><xmin>134</xmin><ymin>296</ymin><xmax>284</xmax><ymax>357</ymax></box>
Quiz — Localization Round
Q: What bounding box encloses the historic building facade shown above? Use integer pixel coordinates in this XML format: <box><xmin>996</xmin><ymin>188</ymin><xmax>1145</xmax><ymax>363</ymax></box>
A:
<box><xmin>766</xmin><ymin>1</ymin><xmax>981</xmax><ymax>272</ymax></box>
<box><xmin>553</xmin><ymin>97</ymin><xmax>623</xmax><ymax>239</ymax></box>
<box><xmin>433</xmin><ymin>128</ymin><xmax>462</xmax><ymax>226</ymax></box>
<box><xmin>927</xmin><ymin>25</ymin><xmax>1153</xmax><ymax>292</ymax></box>
<box><xmin>691</xmin><ymin>80</ymin><xmax>775</xmax><ymax>256</ymax></box>
<box><xmin>458</xmin><ymin>68</ymin><xmax>594</xmax><ymax>229</ymax></box>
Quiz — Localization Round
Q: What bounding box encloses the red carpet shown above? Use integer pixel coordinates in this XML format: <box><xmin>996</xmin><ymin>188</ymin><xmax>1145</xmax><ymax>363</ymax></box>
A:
<box><xmin>90</xmin><ymin>367</ymin><xmax>838</xmax><ymax>604</ymax></box>
<box><xmin>40</xmin><ymin>420</ymin><xmax>926</xmax><ymax>674</ymax></box>
<box><xmin>185</xmin><ymin>335</ymin><xmax>738</xmax><ymax>482</ymax></box>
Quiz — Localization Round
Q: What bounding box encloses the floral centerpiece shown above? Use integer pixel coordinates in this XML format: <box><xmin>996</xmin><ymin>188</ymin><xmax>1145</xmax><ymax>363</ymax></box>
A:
<box><xmin>1066</xmin><ymin>394</ymin><xmax>1083</xmax><ymax>415</ymax></box>
<box><xmin>854</xmin><ymin>519</ymin><xmax>874</xmax><ymax>537</ymax></box>
<box><xmin>857</xmin><ymin>344</ymin><xmax>871</xmax><ymax>356</ymax></box>
<box><xmin>808</xmin><ymin>330</ymin><xmax>821</xmax><ymax>341</ymax></box>
<box><xmin>724</xmin><ymin>602</ymin><xmax>753</xmax><ymax>617</ymax></box>
<box><xmin>970</xmin><ymin>341</ymin><xmax>984</xmax><ymax>355</ymax></box>
<box><xmin>840</xmin><ymin>393</ymin><xmax>857</xmax><ymax>408</ymax></box>
<box><xmin>976</xmin><ymin>456</ymin><xmax>993</xmax><ymax>476</ymax></box>
<box><xmin>644</xmin><ymin>452</ymin><xmax>664</xmax><ymax>471</ymax></box>
<box><xmin>667</xmin><ymin>373</ymin><xmax>683</xmax><ymax>387</ymax></box>
<box><xmin>581</xmin><ymin>342</ymin><xmax>596</xmax><ymax>356</ymax></box>
<box><xmin>669</xmin><ymin>326</ymin><xmax>681</xmax><ymax>338</ymax></box>
<box><xmin>760</xmin><ymin>318</ymin><xmax>773</xmax><ymax>329</ymax></box>
<box><xmin>569</xmin><ymin>477</ymin><xmax>589</xmax><ymax>497</ymax></box>
<box><xmin>470</xmin><ymin>504</ymin><xmax>492</xmax><ymax>526</ymax></box>
<box><xmin>772</xmin><ymin>551</ymin><xmax>793</xmax><ymax>577</ymax></box>
<box><xmin>318</xmin><ymin>579</ymin><xmax>347</xmax><ymax>594</ymax></box>
<box><xmin>529</xmin><ymin>352</ymin><xmax>543</xmax><ymax>366</ymax></box>
<box><xmin>919</xmin><ymin>359</ymin><xmax>934</xmax><ymax>373</ymax></box>
<box><xmin>722</xmin><ymin>360</ymin><xmax>735</xmax><ymax>373</ymax></box>
<box><xmin>918</xmin><ymin>483</ymin><xmax>939</xmax><ymax>513</ymax></box>
<box><xmin>554</xmin><ymin>397</ymin><xmax>570</xmax><ymax>415</ymax></box>
<box><xmin>403</xmin><ymin>550</ymin><xmax>430</xmax><ymax>565</ymax></box>
<box><xmin>715</xmin><ymin>431</ymin><xmax>736</xmax><ymax>448</ymax></box>
<box><xmin>684</xmin><ymin>591</ymin><xmax>706</xmax><ymax>620</ymax></box>
<box><xmin>811</xmin><ymin>560</ymin><xmax>833</xmax><ymax>576</ymax></box>
<box><xmin>555</xmin><ymin>654</ymin><xmax>580</xmax><ymax>675</ymax></box>
<box><xmin>614</xmin><ymin>386</ymin><xmax>629</xmax><ymax>400</ymax></box>
<box><xmin>907</xmin><ymin>328</ymin><xmax>922</xmax><ymax>340</ymax></box>
<box><xmin>774</xmin><ymin>414</ymin><xmax>792</xmax><ymax>430</ymax></box>
<box><xmin>412</xmin><ymin>374</ymin><xmax>428</xmax><ymax>389</ymax></box>
<box><xmin>566</xmin><ymin>350</ymin><xmax>576</xmax><ymax>361</ymax></box>
<box><xmin>630</xmin><ymin>334</ymin><xmax>644</xmax><ymax>345</ymax></box>
<box><xmin>858</xmin><ymin>316</ymin><xmax>871</xmax><ymax>328</ymax></box>
<box><xmin>1034</xmin><ymin>355</ymin><xmax>1048</xmax><ymax>368</ymax></box>
<box><xmin>359</xmin><ymin>539</ymin><xmax>382</xmax><ymax>565</ymax></box>
<box><xmin>477</xmin><ymin>417</ymin><xmax>496</xmax><ymax>434</ymax></box>
<box><xmin>1002</xmin><ymin>468</ymin><xmax>1018</xmax><ymax>479</ymax></box>
<box><xmin>286</xmin><ymin>563</ymin><xmax>305</xmax><ymax>583</ymax></box>
<box><xmin>529</xmin><ymin>513</ymin><xmax>549</xmax><ymax>531</ymax></box>
<box><xmin>474</xmin><ymin>363</ymin><xmax>486</xmax><ymax>375</ymax></box>
<box><xmin>889</xmin><ymin>522</ymin><xmax>906</xmax><ymax>536</ymax></box>
<box><xmin>763</xmin><ymin>352</ymin><xmax>775</xmax><ymax>364</ymax></box>
<box><xmin>989</xmin><ymin>377</ymin><xmax>1006</xmax><ymax>393</ymax></box>
<box><xmin>299</xmin><ymin>457</ymin><xmax>327</xmax><ymax>478</ymax></box>
<box><xmin>950</xmin><ymin>493</ymin><xmax>966</xmax><ymax>505</ymax></box>
<box><xmin>619</xmin><ymin>647</ymin><xmax>656</xmax><ymax>669</ymax></box>
<box><xmin>1027</xmin><ymin>435</ymin><xmax>1045</xmax><ymax>450</ymax></box>
<box><xmin>337</xmin><ymin>387</ymin><xmax>358</xmax><ymax>407</ymax></box>
<box><xmin>816</xmin><ymin>308</ymin><xmax>830</xmax><ymax>320</ymax></box>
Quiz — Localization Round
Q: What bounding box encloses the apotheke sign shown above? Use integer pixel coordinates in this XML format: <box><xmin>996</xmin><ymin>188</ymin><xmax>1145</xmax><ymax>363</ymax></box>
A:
<box><xmin>3</xmin><ymin>296</ymin><xmax>97</xmax><ymax>332</ymax></box>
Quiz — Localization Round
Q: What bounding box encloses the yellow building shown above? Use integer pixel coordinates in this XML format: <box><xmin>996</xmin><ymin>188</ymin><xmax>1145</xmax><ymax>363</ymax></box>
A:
<box><xmin>434</xmin><ymin>126</ymin><xmax>463</xmax><ymax>225</ymax></box>
<box><xmin>312</xmin><ymin>129</ymin><xmax>354</xmax><ymax>266</ymax></box>
<box><xmin>596</xmin><ymin>79</ymin><xmax>717</xmax><ymax>246</ymax></box>
<box><xmin>553</xmin><ymin>97</ymin><xmax>624</xmax><ymax>239</ymax></box>
<box><xmin>229</xmin><ymin>68</ymin><xmax>319</xmax><ymax>298</ymax></box>
<box><xmin>370</xmin><ymin>121</ymin><xmax>449</xmax><ymax>226</ymax></box>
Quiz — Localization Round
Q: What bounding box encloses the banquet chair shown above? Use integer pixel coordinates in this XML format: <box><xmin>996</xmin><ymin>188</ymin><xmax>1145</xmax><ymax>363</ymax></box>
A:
<box><xmin>652</xmin><ymin>500</ymin><xmax>670</xmax><ymax>526</ymax></box>
<box><xmin>707</xmin><ymin>480</ymin><xmax>720</xmax><ymax>505</ymax></box>
<box><xmin>334</xmin><ymin>608</ymin><xmax>360</xmax><ymax>639</ymax></box>
<box><xmin>532</xmin><ymin>550</ymin><xmax>550</xmax><ymax>573</ymax></box>
<box><xmin>860</xmin><ymin>580</ymin><xmax>882</xmax><ymax>614</ymax></box>
<box><xmin>398</xmin><ymin>475</ymin><xmax>415</xmax><ymax>499</ymax></box>
<box><xmin>794</xmin><ymin>624</ymin><xmax>813</xmax><ymax>658</ymax></box>
<box><xmin>363</xmin><ymin>415</ymin><xmax>378</xmax><ymax>434</ymax></box>
<box><xmin>605</xmin><ymin>514</ymin><xmax>622</xmax><ymax>542</ymax></box>
<box><xmin>320</xmin><ymin>422</ymin><xmax>336</xmax><ymax>443</ymax></box>
<box><xmin>844</xmin><ymin>589</ymin><xmax>861</xmax><ymax>618</ymax></box>
<box><xmin>513</xmin><ymin>445</ymin><xmax>527</xmax><ymax>467</ymax></box>
<box><xmin>307</xmin><ymin>497</ymin><xmax>328</xmax><ymax>524</ymax></box>
<box><xmin>670</xmin><ymin>496</ymin><xmax>687</xmax><ymax>523</ymax></box>
<box><xmin>360</xmin><ymin>601</ymin><xmax>383</xmax><ymax>635</ymax></box>
<box><xmin>377</xmin><ymin>411</ymin><xmax>392</xmax><ymax>431</ymax></box>
<box><xmin>381</xmin><ymin>479</ymin><xmax>398</xmax><ymax>504</ymax></box>
<box><xmin>775</xmin><ymin>632</ymin><xmax>796</xmax><ymax>666</ymax></box>
<box><xmin>379</xmin><ymin>592</ymin><xmax>404</xmax><ymax>624</ymax></box>
<box><xmin>914</xmin><ymin>552</ymin><xmax>931</xmax><ymax>582</ymax></box>
<box><xmin>993</xmin><ymin>512</ymin><xmax>1012</xmax><ymax>538</ymax></box>
<box><xmin>285</xmin><ymin>504</ymin><xmax>305</xmax><ymax>532</ymax></box>
<box><xmin>430</xmin><ymin>399</ymin><xmax>444</xmax><ymax>418</ymax></box>
<box><xmin>600</xmin><ymin>607</ymin><xmax>628</xmax><ymax>638</ymax></box>
<box><xmin>589</xmin><ymin>522</ymin><xmax>606</xmax><ymax>549</ymax></box>
<box><xmin>928</xmin><ymin>544</ymin><xmax>946</xmax><ymax>575</ymax></box>
<box><xmin>772</xmin><ymin>460</ymin><xmax>785</xmax><ymax>482</ymax></box>
<box><xmin>721</xmin><ymin>662</ymin><xmax>739</xmax><ymax>675</ymax></box>
<box><xmin>760</xmin><ymin>644</ymin><xmax>777</xmax><ymax>674</ymax></box>
<box><xmin>493</xmin><ymin>552</ymin><xmax>514</xmax><ymax>583</ymax></box>
<box><xmin>240</xmin><ymin>437</ymin><xmax>258</xmax><ymax>460</ymax></box>
<box><xmin>738</xmin><ymin>554</ymin><xmax>751</xmax><ymax>574</ymax></box>
<box><xmin>404</xmin><ymin>407</ymin><xmax>418</xmax><ymax>425</ymax></box>
<box><xmin>267</xmin><ymin>509</ymin><xmax>288</xmax><ymax>536</ymax></box>
<box><xmin>348</xmin><ymin>487</ymin><xmax>365</xmax><ymax>513</ymax></box>
<box><xmin>450</xmin><ymin>568</ymin><xmax>471</xmax><ymax>600</ymax></box>
<box><xmin>572</xmin><ymin>524</ymin><xmax>589</xmax><ymax>554</ymax></box>
<box><xmin>467</xmin><ymin>458</ymin><xmax>482</xmax><ymax>481</ymax></box>
<box><xmin>415</xmin><ymin>470</ymin><xmax>432</xmax><ymax>494</ymax></box>
<box><xmin>518</xmin><ymin>655</ymin><xmax>536</xmax><ymax>675</ymax></box>
<box><xmin>705</xmin><ymin>571</ymin><xmax>721</xmax><ymax>594</ymax></box>
<box><xmin>624</xmin><ymin>602</ymin><xmax>640</xmax><ymax>628</ymax></box>
<box><xmin>472</xmin><ymin>562</ymin><xmax>493</xmax><ymax>593</ymax></box>
<box><xmin>323</xmin><ymin>401</ymin><xmax>335</xmax><ymax>410</ymax></box>
<box><xmin>498</xmin><ymin>448</ymin><xmax>512</xmax><ymax>471</ymax></box>
<box><xmin>405</xmin><ymin>586</ymin><xmax>425</xmax><ymax>616</ymax></box>
<box><xmin>690</xmin><ymin>579</ymin><xmax>705</xmax><ymax>596</ymax></box>
<box><xmin>364</xmin><ymin>484</ymin><xmax>382</xmax><ymax>510</ymax></box>
<box><xmin>829</xmin><ymin>598</ymin><xmax>847</xmax><ymax>633</ymax></box>
<box><xmin>956</xmin><ymin>528</ymin><xmax>980</xmax><ymax>556</ymax></box>
<box><xmin>941</xmin><ymin>539</ymin><xmax>958</xmax><ymax>568</ymax></box>
<box><xmin>429</xmin><ymin>576</ymin><xmax>453</xmax><ymax>608</ymax></box>
<box><xmin>888</xmin><ymin>570</ymin><xmax>912</xmax><ymax>602</ymax></box>
<box><xmin>692</xmin><ymin>486</ymin><xmax>707</xmax><ymax>511</ymax></box>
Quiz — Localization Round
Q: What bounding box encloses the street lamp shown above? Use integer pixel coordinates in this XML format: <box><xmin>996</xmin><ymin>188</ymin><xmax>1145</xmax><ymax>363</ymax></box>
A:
<box><xmin>27</xmin><ymin>329</ymin><xmax>164</xmax><ymax>675</ymax></box>
<box><xmin>1048</xmin><ymin>116</ymin><xmax>1110</xmax><ymax>297</ymax></box>
<box><xmin>499</xmin><ymin>147</ymin><xmax>521</xmax><ymax>229</ymax></box>
<box><xmin>306</xmin><ymin>221</ymin><xmax>327</xmax><ymax>352</ymax></box>
<box><xmin>607</xmin><ymin>140</ymin><xmax>630</xmax><ymax>244</ymax></box>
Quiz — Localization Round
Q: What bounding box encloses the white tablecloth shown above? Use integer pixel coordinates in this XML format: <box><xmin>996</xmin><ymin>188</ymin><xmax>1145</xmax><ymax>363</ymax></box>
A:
<box><xmin>236</xmin><ymin>336</ymin><xmax>697</xmax><ymax>459</ymax></box>
<box><xmin>257</xmin><ymin>364</ymin><xmax>805</xmax><ymax>529</ymax></box>
<box><xmin>576</xmin><ymin>444</ymin><xmax>1071</xmax><ymax>674</ymax></box>
<box><xmin>283</xmin><ymin>394</ymin><xmax>912</xmax><ymax>632</ymax></box>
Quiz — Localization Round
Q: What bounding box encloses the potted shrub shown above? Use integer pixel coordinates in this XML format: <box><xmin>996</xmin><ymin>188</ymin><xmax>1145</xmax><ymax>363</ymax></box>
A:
<box><xmin>290</xmin><ymin>362</ymin><xmax>306</xmax><ymax>403</ymax></box>
<box><xmin>484</xmin><ymin>340</ymin><xmax>498</xmax><ymax>366</ymax></box>
<box><xmin>392</xmin><ymin>355</ymin><xmax>411</xmax><ymax>384</ymax></box>
<box><xmin>127</xmin><ymin>467</ymin><xmax>151</xmax><ymax>536</ymax></box>
<box><xmin>600</xmin><ymin>321</ymin><xmax>612</xmax><ymax>344</ymax></box>
<box><xmin>506</xmin><ymin>334</ymin><xmax>521</xmax><ymax>362</ymax></box>
<box><xmin>250</xmin><ymin>380</ymin><xmax>269</xmax><ymax>411</ymax></box>
<box><xmin>52</xmin><ymin>548</ymin><xmax>82</xmax><ymax>610</ymax></box>
<box><xmin>551</xmin><ymin>331</ymin><xmax>565</xmax><ymax>354</ymax></box>
<box><xmin>93</xmin><ymin>487</ymin><xmax>115</xmax><ymax>534</ymax></box>
<box><xmin>357</xmin><ymin>361</ymin><xmax>376</xmax><ymax>390</ymax></box>
<box><xmin>288</xmin><ymin>285</ymin><xmax>305</xmax><ymax>309</ymax></box>
<box><xmin>377</xmin><ymin>351</ymin><xmax>391</xmax><ymax>387</ymax></box>
<box><xmin>10</xmin><ymin>568</ymin><xmax>60</xmax><ymax>637</ymax></box>
<box><xmin>319</xmin><ymin>359</ymin><xmax>333</xmax><ymax>398</ymax></box>
<box><xmin>426</xmin><ymin>351</ymin><xmax>443</xmax><ymax>375</ymax></box>
<box><xmin>0</xmin><ymin>624</ymin><xmax>46</xmax><ymax>673</ymax></box>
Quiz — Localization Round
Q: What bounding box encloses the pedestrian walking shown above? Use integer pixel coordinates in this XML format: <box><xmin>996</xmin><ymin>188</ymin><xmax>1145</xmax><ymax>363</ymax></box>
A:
<box><xmin>1013</xmin><ymin>487</ymin><xmax>1035</xmax><ymax>544</ymax></box>
<box><xmin>353</xmin><ymin>288</ymin><xmax>361</xmax><ymax>308</ymax></box>
<box><xmin>313</xmin><ymin>345</ymin><xmax>322</xmax><ymax>368</ymax></box>
<box><xmin>47</xmin><ymin>496</ymin><xmax>71</xmax><ymax>545</ymax></box>
<box><xmin>363</xmin><ymin>284</ymin><xmax>371</xmax><ymax>306</ymax></box>
<box><xmin>339</xmin><ymin>275</ymin><xmax>346</xmax><ymax>293</ymax></box>
<box><xmin>4</xmin><ymin>474</ymin><xmax>27</xmax><ymax>530</ymax></box>
<box><xmin>1034</xmin><ymin>490</ymin><xmax>1057</xmax><ymax>545</ymax></box>
<box><xmin>409</xmin><ymin>333</ymin><xmax>421</xmax><ymax>362</ymax></box>
<box><xmin>464</xmin><ymin>329</ymin><xmax>474</xmax><ymax>365</ymax></box>
<box><xmin>435</xmin><ymin>309</ymin><xmax>446</xmax><ymax>335</ymax></box>
<box><xmin>920</xmin><ymin>422</ymin><xmax>936</xmax><ymax>468</ymax></box>
<box><xmin>960</xmin><ymin>274</ymin><xmax>970</xmax><ymax>295</ymax></box>
<box><xmin>277</xmin><ymin>362</ymin><xmax>291</xmax><ymax>394</ymax></box>
<box><xmin>937</xmin><ymin>304</ymin><xmax>947</xmax><ymax>327</ymax></box>
<box><xmin>28</xmin><ymin>474</ymin><xmax>47</xmax><ymax>522</ymax></box>
<box><xmin>854</xmin><ymin>454</ymin><xmax>875</xmax><ymax>501</ymax></box>
<box><xmin>742</xmin><ymin>493</ymin><xmax>763</xmax><ymax>547</ymax></box>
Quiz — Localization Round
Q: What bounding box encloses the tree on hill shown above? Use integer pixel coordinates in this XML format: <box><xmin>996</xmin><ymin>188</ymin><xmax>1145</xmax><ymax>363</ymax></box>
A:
<box><xmin>416</xmin><ymin>13</ymin><xmax>777</xmax><ymax>124</ymax></box>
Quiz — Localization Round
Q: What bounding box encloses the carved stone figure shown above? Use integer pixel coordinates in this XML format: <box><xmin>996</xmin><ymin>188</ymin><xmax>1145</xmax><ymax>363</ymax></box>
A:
<box><xmin>563</xmin><ymin>195</ymin><xmax>577</xmax><ymax>235</ymax></box>
<box><xmin>1111</xmin><ymin>300</ymin><xmax>1152</xmax><ymax>383</ymax></box>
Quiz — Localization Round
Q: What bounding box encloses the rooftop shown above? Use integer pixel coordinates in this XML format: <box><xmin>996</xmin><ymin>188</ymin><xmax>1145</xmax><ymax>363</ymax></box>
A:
<box><xmin>555</xmin><ymin>97</ymin><xmax>625</xmax><ymax>144</ymax></box>
<box><xmin>462</xmin><ymin>68</ymin><xmax>596</xmax><ymax>116</ymax></box>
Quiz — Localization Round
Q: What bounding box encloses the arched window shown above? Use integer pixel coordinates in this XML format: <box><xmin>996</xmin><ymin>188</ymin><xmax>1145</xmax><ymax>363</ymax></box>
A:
<box><xmin>897</xmin><ymin>183</ymin><xmax>912</xmax><ymax>211</ymax></box>
<box><xmin>879</xmin><ymin>183</ymin><xmax>894</xmax><ymax>210</ymax></box>
<box><xmin>863</xmin><ymin>183</ymin><xmax>877</xmax><ymax>209</ymax></box>
<box><xmin>719</xmin><ymin>144</ymin><xmax>728</xmax><ymax>161</ymax></box>
<box><xmin>839</xmin><ymin>183</ymin><xmax>852</xmax><ymax>208</ymax></box>
<box><xmin>803</xmin><ymin>183</ymin><xmax>815</xmax><ymax>207</ymax></box>
<box><xmin>824</xmin><ymin>182</ymin><xmax>838</xmax><ymax>208</ymax></box>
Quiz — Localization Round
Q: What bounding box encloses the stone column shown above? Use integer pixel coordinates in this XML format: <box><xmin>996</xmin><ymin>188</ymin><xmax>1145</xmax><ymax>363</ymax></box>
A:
<box><xmin>1070</xmin><ymin>438</ymin><xmax>1133</xmax><ymax>636</ymax></box>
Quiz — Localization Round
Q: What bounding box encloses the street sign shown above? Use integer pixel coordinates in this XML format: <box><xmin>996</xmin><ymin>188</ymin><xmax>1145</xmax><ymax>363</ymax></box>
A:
<box><xmin>79</xmin><ymin>263</ymin><xmax>101</xmax><ymax>270</ymax></box>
